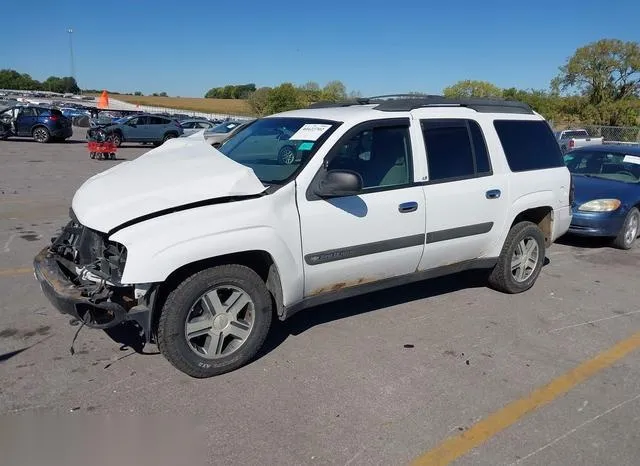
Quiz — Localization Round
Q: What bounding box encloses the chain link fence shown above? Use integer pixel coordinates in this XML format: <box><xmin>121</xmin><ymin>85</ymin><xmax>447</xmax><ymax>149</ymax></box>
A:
<box><xmin>552</xmin><ymin>123</ymin><xmax>640</xmax><ymax>146</ymax></box>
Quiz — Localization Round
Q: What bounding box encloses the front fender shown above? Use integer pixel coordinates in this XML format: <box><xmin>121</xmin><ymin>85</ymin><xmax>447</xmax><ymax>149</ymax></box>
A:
<box><xmin>109</xmin><ymin>189</ymin><xmax>304</xmax><ymax>306</ymax></box>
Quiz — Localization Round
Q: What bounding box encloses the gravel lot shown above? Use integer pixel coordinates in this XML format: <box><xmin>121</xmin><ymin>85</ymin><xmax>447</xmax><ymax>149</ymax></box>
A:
<box><xmin>1</xmin><ymin>129</ymin><xmax>639</xmax><ymax>466</ymax></box>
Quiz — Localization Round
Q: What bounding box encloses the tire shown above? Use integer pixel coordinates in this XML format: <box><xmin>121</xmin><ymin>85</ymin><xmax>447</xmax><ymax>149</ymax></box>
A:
<box><xmin>157</xmin><ymin>264</ymin><xmax>273</xmax><ymax>378</ymax></box>
<box><xmin>278</xmin><ymin>145</ymin><xmax>296</xmax><ymax>165</ymax></box>
<box><xmin>612</xmin><ymin>208</ymin><xmax>639</xmax><ymax>250</ymax></box>
<box><xmin>111</xmin><ymin>132</ymin><xmax>122</xmax><ymax>147</ymax></box>
<box><xmin>488</xmin><ymin>221</ymin><xmax>546</xmax><ymax>294</ymax></box>
<box><xmin>162</xmin><ymin>132</ymin><xmax>177</xmax><ymax>144</ymax></box>
<box><xmin>32</xmin><ymin>126</ymin><xmax>50</xmax><ymax>143</ymax></box>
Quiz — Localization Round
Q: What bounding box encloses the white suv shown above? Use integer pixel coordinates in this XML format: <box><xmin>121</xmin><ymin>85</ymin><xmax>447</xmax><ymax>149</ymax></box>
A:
<box><xmin>34</xmin><ymin>96</ymin><xmax>572</xmax><ymax>378</ymax></box>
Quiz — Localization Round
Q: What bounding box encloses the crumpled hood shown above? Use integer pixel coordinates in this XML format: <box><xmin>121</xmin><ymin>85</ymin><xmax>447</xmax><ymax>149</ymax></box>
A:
<box><xmin>72</xmin><ymin>138</ymin><xmax>266</xmax><ymax>233</ymax></box>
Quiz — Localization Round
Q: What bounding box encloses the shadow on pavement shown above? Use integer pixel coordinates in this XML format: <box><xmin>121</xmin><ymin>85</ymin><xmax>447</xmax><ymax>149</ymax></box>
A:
<box><xmin>0</xmin><ymin>334</ymin><xmax>54</xmax><ymax>363</ymax></box>
<box><xmin>258</xmin><ymin>269</ymin><xmax>493</xmax><ymax>360</ymax></box>
<box><xmin>556</xmin><ymin>234</ymin><xmax>614</xmax><ymax>249</ymax></box>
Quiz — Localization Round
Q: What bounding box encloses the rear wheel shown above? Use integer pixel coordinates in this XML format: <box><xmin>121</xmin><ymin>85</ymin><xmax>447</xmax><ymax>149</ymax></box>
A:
<box><xmin>157</xmin><ymin>264</ymin><xmax>273</xmax><ymax>378</ymax></box>
<box><xmin>162</xmin><ymin>132</ymin><xmax>177</xmax><ymax>144</ymax></box>
<box><xmin>488</xmin><ymin>221</ymin><xmax>546</xmax><ymax>294</ymax></box>
<box><xmin>32</xmin><ymin>126</ymin><xmax>50</xmax><ymax>143</ymax></box>
<box><xmin>613</xmin><ymin>208</ymin><xmax>639</xmax><ymax>250</ymax></box>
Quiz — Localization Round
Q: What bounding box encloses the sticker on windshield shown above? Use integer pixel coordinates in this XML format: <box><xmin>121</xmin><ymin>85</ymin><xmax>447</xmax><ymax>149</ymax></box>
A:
<box><xmin>289</xmin><ymin>124</ymin><xmax>332</xmax><ymax>141</ymax></box>
<box><xmin>623</xmin><ymin>155</ymin><xmax>640</xmax><ymax>165</ymax></box>
<box><xmin>298</xmin><ymin>142</ymin><xmax>314</xmax><ymax>151</ymax></box>
<box><xmin>227</xmin><ymin>124</ymin><xmax>237</xmax><ymax>129</ymax></box>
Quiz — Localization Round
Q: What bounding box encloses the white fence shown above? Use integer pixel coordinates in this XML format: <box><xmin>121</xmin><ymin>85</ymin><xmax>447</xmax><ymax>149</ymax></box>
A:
<box><xmin>106</xmin><ymin>99</ymin><xmax>253</xmax><ymax>121</ymax></box>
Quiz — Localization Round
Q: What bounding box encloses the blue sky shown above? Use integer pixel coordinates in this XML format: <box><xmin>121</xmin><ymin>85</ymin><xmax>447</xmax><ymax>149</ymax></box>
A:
<box><xmin>4</xmin><ymin>0</ymin><xmax>639</xmax><ymax>97</ymax></box>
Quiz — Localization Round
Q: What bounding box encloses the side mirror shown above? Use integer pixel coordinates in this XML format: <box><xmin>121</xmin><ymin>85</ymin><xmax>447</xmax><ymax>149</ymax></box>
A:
<box><xmin>314</xmin><ymin>170</ymin><xmax>363</xmax><ymax>198</ymax></box>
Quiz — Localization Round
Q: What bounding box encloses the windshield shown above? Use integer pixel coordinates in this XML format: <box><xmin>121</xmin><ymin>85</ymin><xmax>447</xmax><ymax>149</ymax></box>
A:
<box><xmin>218</xmin><ymin>117</ymin><xmax>339</xmax><ymax>184</ymax></box>
<box><xmin>207</xmin><ymin>122</ymin><xmax>243</xmax><ymax>134</ymax></box>
<box><xmin>564</xmin><ymin>151</ymin><xmax>640</xmax><ymax>183</ymax></box>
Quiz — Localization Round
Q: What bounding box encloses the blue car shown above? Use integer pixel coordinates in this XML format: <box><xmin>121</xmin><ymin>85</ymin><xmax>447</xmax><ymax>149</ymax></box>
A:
<box><xmin>0</xmin><ymin>105</ymin><xmax>73</xmax><ymax>143</ymax></box>
<box><xmin>564</xmin><ymin>145</ymin><xmax>640</xmax><ymax>249</ymax></box>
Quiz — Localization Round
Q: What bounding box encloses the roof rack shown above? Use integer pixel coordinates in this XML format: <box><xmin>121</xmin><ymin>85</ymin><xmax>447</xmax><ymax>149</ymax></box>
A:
<box><xmin>306</xmin><ymin>94</ymin><xmax>534</xmax><ymax>115</ymax></box>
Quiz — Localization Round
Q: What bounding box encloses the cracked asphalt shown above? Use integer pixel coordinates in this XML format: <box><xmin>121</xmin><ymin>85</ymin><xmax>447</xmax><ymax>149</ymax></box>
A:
<box><xmin>1</xmin><ymin>129</ymin><xmax>639</xmax><ymax>466</ymax></box>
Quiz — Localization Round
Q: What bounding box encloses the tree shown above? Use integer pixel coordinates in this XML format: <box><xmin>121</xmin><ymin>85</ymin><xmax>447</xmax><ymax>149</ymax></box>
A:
<box><xmin>159</xmin><ymin>91</ymin><xmax>168</xmax><ymax>97</ymax></box>
<box><xmin>265</xmin><ymin>83</ymin><xmax>305</xmax><ymax>114</ymax></box>
<box><xmin>247</xmin><ymin>87</ymin><xmax>272</xmax><ymax>116</ymax></box>
<box><xmin>134</xmin><ymin>91</ymin><xmax>143</xmax><ymax>96</ymax></box>
<box><xmin>42</xmin><ymin>76</ymin><xmax>79</xmax><ymax>93</ymax></box>
<box><xmin>552</xmin><ymin>39</ymin><xmax>640</xmax><ymax>104</ymax></box>
<box><xmin>443</xmin><ymin>80</ymin><xmax>503</xmax><ymax>98</ymax></box>
<box><xmin>321</xmin><ymin>80</ymin><xmax>347</xmax><ymax>101</ymax></box>
<box><xmin>299</xmin><ymin>81</ymin><xmax>322</xmax><ymax>102</ymax></box>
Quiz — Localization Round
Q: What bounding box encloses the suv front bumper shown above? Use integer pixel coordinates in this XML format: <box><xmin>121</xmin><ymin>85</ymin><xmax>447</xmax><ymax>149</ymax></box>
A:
<box><xmin>34</xmin><ymin>247</ymin><xmax>129</xmax><ymax>329</ymax></box>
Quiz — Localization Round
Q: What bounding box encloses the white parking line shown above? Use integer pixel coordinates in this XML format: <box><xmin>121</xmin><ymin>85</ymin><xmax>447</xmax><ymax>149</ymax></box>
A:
<box><xmin>549</xmin><ymin>310</ymin><xmax>640</xmax><ymax>332</ymax></box>
<box><xmin>511</xmin><ymin>392</ymin><xmax>640</xmax><ymax>465</ymax></box>
<box><xmin>2</xmin><ymin>234</ymin><xmax>15</xmax><ymax>253</ymax></box>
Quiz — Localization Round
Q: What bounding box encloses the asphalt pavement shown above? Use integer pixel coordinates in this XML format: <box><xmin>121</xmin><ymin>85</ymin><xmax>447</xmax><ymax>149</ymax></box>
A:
<box><xmin>1</xmin><ymin>130</ymin><xmax>639</xmax><ymax>466</ymax></box>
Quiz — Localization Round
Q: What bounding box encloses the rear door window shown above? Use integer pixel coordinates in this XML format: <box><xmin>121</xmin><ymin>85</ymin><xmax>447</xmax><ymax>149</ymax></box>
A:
<box><xmin>21</xmin><ymin>107</ymin><xmax>38</xmax><ymax>117</ymax></box>
<box><xmin>494</xmin><ymin>120</ymin><xmax>564</xmax><ymax>172</ymax></box>
<box><xmin>149</xmin><ymin>116</ymin><xmax>169</xmax><ymax>125</ymax></box>
<box><xmin>421</xmin><ymin>119</ymin><xmax>492</xmax><ymax>182</ymax></box>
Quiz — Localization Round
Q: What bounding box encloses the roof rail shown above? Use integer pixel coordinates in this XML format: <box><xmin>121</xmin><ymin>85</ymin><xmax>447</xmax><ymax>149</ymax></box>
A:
<box><xmin>307</xmin><ymin>100</ymin><xmax>361</xmax><ymax>109</ymax></box>
<box><xmin>306</xmin><ymin>95</ymin><xmax>534</xmax><ymax>114</ymax></box>
<box><xmin>371</xmin><ymin>96</ymin><xmax>534</xmax><ymax>114</ymax></box>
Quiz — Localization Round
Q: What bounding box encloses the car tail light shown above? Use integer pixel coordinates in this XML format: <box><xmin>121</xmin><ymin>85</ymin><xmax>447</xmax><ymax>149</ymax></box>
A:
<box><xmin>50</xmin><ymin>114</ymin><xmax>59</xmax><ymax>122</ymax></box>
<box><xmin>569</xmin><ymin>174</ymin><xmax>575</xmax><ymax>205</ymax></box>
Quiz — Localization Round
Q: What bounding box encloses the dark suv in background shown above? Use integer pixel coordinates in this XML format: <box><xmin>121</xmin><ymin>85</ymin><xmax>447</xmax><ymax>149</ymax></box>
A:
<box><xmin>0</xmin><ymin>106</ymin><xmax>73</xmax><ymax>143</ymax></box>
<box><xmin>99</xmin><ymin>114</ymin><xmax>184</xmax><ymax>147</ymax></box>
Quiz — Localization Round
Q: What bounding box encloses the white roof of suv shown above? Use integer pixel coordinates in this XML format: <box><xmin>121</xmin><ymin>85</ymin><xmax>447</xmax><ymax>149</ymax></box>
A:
<box><xmin>270</xmin><ymin>96</ymin><xmax>539</xmax><ymax>124</ymax></box>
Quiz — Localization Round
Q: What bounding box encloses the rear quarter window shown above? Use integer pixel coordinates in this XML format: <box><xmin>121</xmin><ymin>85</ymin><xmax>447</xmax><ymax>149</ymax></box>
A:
<box><xmin>494</xmin><ymin>120</ymin><xmax>564</xmax><ymax>172</ymax></box>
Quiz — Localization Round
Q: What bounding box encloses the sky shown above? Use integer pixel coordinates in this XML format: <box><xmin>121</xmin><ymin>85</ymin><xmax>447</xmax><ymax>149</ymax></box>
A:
<box><xmin>4</xmin><ymin>0</ymin><xmax>640</xmax><ymax>97</ymax></box>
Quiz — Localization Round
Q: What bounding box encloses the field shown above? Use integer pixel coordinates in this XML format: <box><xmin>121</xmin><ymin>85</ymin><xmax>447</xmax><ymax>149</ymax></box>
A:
<box><xmin>102</xmin><ymin>94</ymin><xmax>254</xmax><ymax>116</ymax></box>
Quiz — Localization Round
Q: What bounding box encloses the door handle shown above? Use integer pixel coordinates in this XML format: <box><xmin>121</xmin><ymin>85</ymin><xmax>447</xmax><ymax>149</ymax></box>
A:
<box><xmin>486</xmin><ymin>189</ymin><xmax>501</xmax><ymax>199</ymax></box>
<box><xmin>398</xmin><ymin>201</ymin><xmax>418</xmax><ymax>213</ymax></box>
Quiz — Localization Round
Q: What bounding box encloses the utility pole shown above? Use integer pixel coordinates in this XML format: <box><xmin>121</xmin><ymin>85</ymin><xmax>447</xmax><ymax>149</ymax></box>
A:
<box><xmin>67</xmin><ymin>28</ymin><xmax>76</xmax><ymax>93</ymax></box>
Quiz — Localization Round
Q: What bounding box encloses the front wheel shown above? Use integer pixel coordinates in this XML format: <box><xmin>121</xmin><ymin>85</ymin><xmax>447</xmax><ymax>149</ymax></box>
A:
<box><xmin>613</xmin><ymin>208</ymin><xmax>639</xmax><ymax>250</ymax></box>
<box><xmin>157</xmin><ymin>265</ymin><xmax>273</xmax><ymax>378</ymax></box>
<box><xmin>111</xmin><ymin>133</ymin><xmax>122</xmax><ymax>147</ymax></box>
<box><xmin>488</xmin><ymin>221</ymin><xmax>546</xmax><ymax>294</ymax></box>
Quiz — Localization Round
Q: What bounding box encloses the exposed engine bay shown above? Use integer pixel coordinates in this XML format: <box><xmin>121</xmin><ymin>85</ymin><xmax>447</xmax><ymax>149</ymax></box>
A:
<box><xmin>41</xmin><ymin>216</ymin><xmax>152</xmax><ymax>336</ymax></box>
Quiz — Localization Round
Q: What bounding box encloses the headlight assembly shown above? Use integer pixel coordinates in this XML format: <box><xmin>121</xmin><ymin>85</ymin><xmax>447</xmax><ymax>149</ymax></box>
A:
<box><xmin>578</xmin><ymin>199</ymin><xmax>621</xmax><ymax>212</ymax></box>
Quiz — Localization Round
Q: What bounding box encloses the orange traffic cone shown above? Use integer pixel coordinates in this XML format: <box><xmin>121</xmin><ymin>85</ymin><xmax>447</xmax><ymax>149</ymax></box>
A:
<box><xmin>97</xmin><ymin>90</ymin><xmax>109</xmax><ymax>109</ymax></box>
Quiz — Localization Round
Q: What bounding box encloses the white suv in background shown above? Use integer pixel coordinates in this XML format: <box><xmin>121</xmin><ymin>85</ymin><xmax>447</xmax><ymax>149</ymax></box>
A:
<box><xmin>34</xmin><ymin>96</ymin><xmax>572</xmax><ymax>377</ymax></box>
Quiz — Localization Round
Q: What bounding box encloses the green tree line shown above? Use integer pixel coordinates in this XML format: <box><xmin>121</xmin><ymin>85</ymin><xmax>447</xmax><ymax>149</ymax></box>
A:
<box><xmin>443</xmin><ymin>39</ymin><xmax>639</xmax><ymax>126</ymax></box>
<box><xmin>205</xmin><ymin>84</ymin><xmax>257</xmax><ymax>99</ymax></box>
<box><xmin>0</xmin><ymin>69</ymin><xmax>80</xmax><ymax>94</ymax></box>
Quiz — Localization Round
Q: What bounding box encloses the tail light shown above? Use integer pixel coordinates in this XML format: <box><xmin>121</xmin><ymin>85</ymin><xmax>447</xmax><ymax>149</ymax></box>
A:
<box><xmin>568</xmin><ymin>139</ymin><xmax>575</xmax><ymax>149</ymax></box>
<box><xmin>49</xmin><ymin>114</ymin><xmax>59</xmax><ymax>122</ymax></box>
<box><xmin>569</xmin><ymin>174</ymin><xmax>575</xmax><ymax>205</ymax></box>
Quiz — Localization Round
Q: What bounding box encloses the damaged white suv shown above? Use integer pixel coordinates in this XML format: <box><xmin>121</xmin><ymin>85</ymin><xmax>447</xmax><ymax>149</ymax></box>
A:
<box><xmin>34</xmin><ymin>96</ymin><xmax>572</xmax><ymax>378</ymax></box>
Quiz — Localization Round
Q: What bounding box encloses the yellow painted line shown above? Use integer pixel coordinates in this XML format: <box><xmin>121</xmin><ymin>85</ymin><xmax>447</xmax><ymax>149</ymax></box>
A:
<box><xmin>0</xmin><ymin>267</ymin><xmax>32</xmax><ymax>277</ymax></box>
<box><xmin>410</xmin><ymin>330</ymin><xmax>640</xmax><ymax>466</ymax></box>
